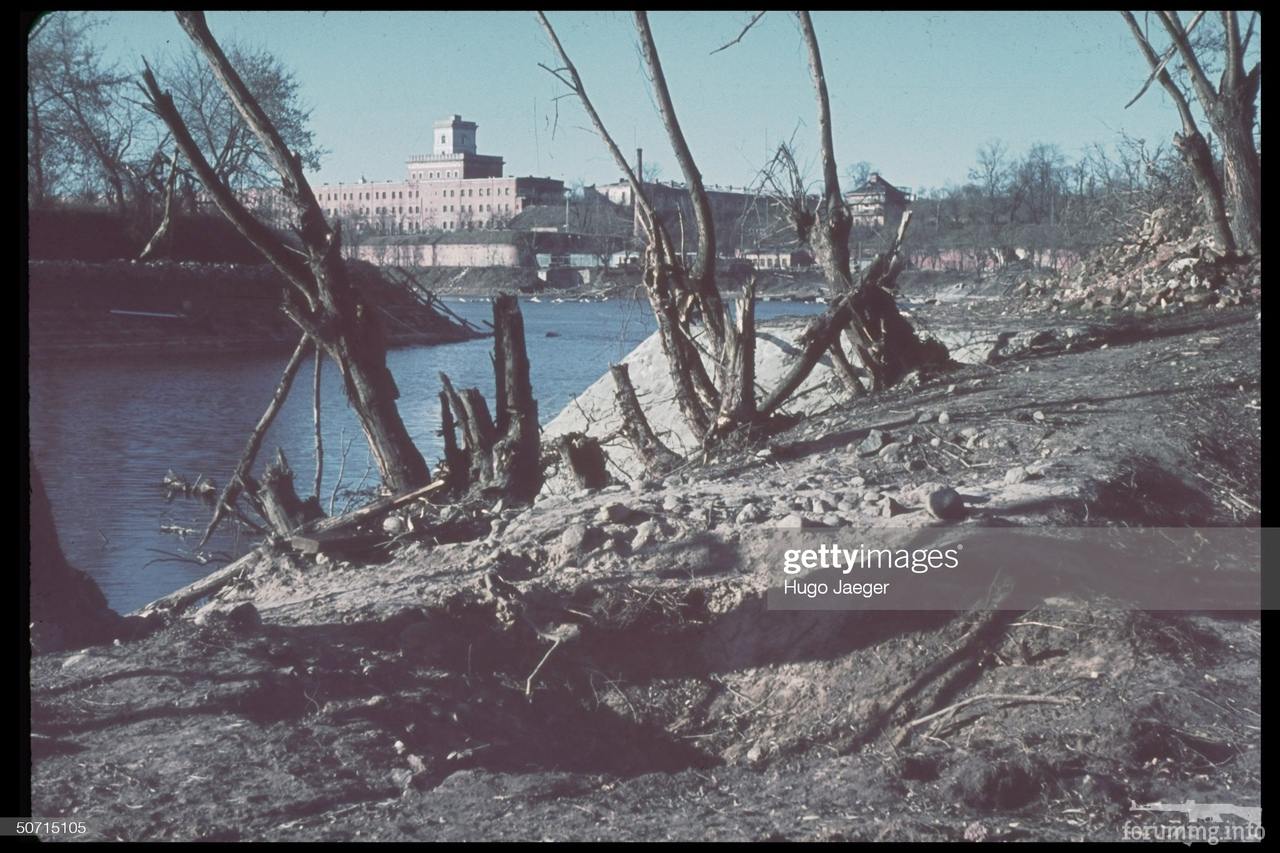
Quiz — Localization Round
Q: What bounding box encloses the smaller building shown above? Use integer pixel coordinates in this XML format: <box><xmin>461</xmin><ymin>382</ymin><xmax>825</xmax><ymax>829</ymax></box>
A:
<box><xmin>845</xmin><ymin>173</ymin><xmax>911</xmax><ymax>230</ymax></box>
<box><xmin>736</xmin><ymin>246</ymin><xmax>814</xmax><ymax>271</ymax></box>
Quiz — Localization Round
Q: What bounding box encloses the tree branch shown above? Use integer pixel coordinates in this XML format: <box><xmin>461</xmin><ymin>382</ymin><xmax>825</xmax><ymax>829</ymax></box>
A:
<box><xmin>710</xmin><ymin>11</ymin><xmax>766</xmax><ymax>55</ymax></box>
<box><xmin>1122</xmin><ymin>10</ymin><xmax>1205</xmax><ymax>109</ymax></box>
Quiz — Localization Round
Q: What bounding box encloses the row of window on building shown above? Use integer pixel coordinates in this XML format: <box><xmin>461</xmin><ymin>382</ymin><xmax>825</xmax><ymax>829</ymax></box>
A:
<box><xmin>319</xmin><ymin>186</ymin><xmax>514</xmax><ymax>203</ymax></box>
<box><xmin>324</xmin><ymin>202</ymin><xmax>513</xmax><ymax>217</ymax></box>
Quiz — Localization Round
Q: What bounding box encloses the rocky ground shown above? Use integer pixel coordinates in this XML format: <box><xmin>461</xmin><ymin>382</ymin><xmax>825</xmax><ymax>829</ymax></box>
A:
<box><xmin>29</xmin><ymin>293</ymin><xmax>1261</xmax><ymax>841</ymax></box>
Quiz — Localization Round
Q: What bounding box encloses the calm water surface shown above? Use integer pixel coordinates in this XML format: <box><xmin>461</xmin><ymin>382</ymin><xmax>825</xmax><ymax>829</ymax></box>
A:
<box><xmin>29</xmin><ymin>297</ymin><xmax>825</xmax><ymax>612</ymax></box>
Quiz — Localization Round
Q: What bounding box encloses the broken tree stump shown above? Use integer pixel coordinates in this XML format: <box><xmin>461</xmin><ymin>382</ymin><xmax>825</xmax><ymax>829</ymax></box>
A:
<box><xmin>557</xmin><ymin>432</ymin><xmax>610</xmax><ymax>490</ymax></box>
<box><xmin>256</xmin><ymin>449</ymin><xmax>324</xmax><ymax>536</ymax></box>
<box><xmin>437</xmin><ymin>293</ymin><xmax>542</xmax><ymax>503</ymax></box>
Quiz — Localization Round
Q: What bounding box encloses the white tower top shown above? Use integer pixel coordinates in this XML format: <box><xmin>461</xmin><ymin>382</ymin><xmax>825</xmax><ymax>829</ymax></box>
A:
<box><xmin>432</xmin><ymin>115</ymin><xmax>478</xmax><ymax>156</ymax></box>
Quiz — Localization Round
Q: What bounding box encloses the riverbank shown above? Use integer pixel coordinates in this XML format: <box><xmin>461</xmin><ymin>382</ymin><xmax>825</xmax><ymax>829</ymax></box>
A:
<box><xmin>27</xmin><ymin>260</ymin><xmax>484</xmax><ymax>361</ymax></box>
<box><xmin>29</xmin><ymin>295</ymin><xmax>1260</xmax><ymax>840</ymax></box>
<box><xmin>407</xmin><ymin>265</ymin><xmax>834</xmax><ymax>302</ymax></box>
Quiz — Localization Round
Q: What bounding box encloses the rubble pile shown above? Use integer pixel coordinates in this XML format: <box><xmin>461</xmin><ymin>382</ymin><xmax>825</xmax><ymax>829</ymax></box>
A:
<box><xmin>1014</xmin><ymin>207</ymin><xmax>1260</xmax><ymax>314</ymax></box>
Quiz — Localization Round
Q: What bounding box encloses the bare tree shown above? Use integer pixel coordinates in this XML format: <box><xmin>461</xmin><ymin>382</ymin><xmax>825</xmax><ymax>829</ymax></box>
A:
<box><xmin>1158</xmin><ymin>11</ymin><xmax>1260</xmax><ymax>256</ymax></box>
<box><xmin>28</xmin><ymin>12</ymin><xmax>145</xmax><ymax>214</ymax></box>
<box><xmin>845</xmin><ymin>160</ymin><xmax>874</xmax><ymax>189</ymax></box>
<box><xmin>143</xmin><ymin>11</ymin><xmax>432</xmax><ymax>503</ymax></box>
<box><xmin>969</xmin><ymin>141</ymin><xmax>1009</xmax><ymax>228</ymax></box>
<box><xmin>1120</xmin><ymin>11</ymin><xmax>1236</xmax><ymax>256</ymax></box>
<box><xmin>536</xmin><ymin>9</ymin><xmax>945</xmax><ymax>455</ymax></box>
<box><xmin>1121</xmin><ymin>11</ymin><xmax>1259</xmax><ymax>256</ymax></box>
<box><xmin>164</xmin><ymin>42</ymin><xmax>326</xmax><ymax>195</ymax></box>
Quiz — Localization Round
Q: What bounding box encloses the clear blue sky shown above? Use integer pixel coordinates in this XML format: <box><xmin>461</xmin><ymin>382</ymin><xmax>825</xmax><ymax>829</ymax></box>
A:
<box><xmin>89</xmin><ymin>11</ymin><xmax>1210</xmax><ymax>193</ymax></box>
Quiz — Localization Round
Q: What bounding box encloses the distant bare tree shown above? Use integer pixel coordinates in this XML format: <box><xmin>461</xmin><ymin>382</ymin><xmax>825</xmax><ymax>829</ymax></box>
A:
<box><xmin>27</xmin><ymin>12</ymin><xmax>145</xmax><ymax>214</ymax></box>
<box><xmin>845</xmin><ymin>160</ymin><xmax>874</xmax><ymax>189</ymax></box>
<box><xmin>162</xmin><ymin>41</ymin><xmax>327</xmax><ymax>196</ymax></box>
<box><xmin>969</xmin><ymin>141</ymin><xmax>1010</xmax><ymax>228</ymax></box>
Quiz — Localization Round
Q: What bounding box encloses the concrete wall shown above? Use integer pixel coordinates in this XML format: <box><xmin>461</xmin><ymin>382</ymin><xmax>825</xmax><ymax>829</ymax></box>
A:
<box><xmin>355</xmin><ymin>241</ymin><xmax>524</xmax><ymax>268</ymax></box>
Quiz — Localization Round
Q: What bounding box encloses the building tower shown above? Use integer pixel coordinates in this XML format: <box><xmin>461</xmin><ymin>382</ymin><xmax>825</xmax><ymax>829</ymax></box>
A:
<box><xmin>433</xmin><ymin>115</ymin><xmax>477</xmax><ymax>156</ymax></box>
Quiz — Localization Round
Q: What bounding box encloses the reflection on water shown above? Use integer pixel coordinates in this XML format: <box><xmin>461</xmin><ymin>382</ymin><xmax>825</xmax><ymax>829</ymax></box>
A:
<box><xmin>29</xmin><ymin>297</ymin><xmax>824</xmax><ymax>613</ymax></box>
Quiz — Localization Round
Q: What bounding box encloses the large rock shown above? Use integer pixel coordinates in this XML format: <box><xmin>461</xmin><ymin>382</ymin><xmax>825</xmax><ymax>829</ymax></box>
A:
<box><xmin>29</xmin><ymin>463</ymin><xmax>124</xmax><ymax>654</ymax></box>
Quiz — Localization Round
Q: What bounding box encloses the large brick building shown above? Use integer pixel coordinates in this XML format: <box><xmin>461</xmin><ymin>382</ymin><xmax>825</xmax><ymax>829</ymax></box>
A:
<box><xmin>309</xmin><ymin>115</ymin><xmax>565</xmax><ymax>235</ymax></box>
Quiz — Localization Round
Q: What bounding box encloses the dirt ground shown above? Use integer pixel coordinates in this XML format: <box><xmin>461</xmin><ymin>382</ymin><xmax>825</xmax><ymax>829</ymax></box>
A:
<box><xmin>29</xmin><ymin>297</ymin><xmax>1261</xmax><ymax>841</ymax></box>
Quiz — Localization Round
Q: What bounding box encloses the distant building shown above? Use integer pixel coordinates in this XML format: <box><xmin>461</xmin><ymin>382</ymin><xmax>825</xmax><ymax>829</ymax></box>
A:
<box><xmin>306</xmin><ymin>115</ymin><xmax>564</xmax><ymax>235</ymax></box>
<box><xmin>845</xmin><ymin>173</ymin><xmax>911</xmax><ymax>230</ymax></box>
<box><xmin>591</xmin><ymin>176</ymin><xmax>773</xmax><ymax>252</ymax></box>
<box><xmin>736</xmin><ymin>246</ymin><xmax>814</xmax><ymax>271</ymax></box>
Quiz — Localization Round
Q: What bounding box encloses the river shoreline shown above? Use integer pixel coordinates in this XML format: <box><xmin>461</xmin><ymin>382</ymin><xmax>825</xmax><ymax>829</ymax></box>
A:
<box><xmin>29</xmin><ymin>287</ymin><xmax>1261</xmax><ymax>840</ymax></box>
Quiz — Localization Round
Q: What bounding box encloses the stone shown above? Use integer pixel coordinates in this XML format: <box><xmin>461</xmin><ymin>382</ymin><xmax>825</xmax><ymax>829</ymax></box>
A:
<box><xmin>1032</xmin><ymin>410</ymin><xmax>1047</xmax><ymax>422</ymax></box>
<box><xmin>225</xmin><ymin>602</ymin><xmax>260</xmax><ymax>630</ymax></box>
<box><xmin>878</xmin><ymin>442</ymin><xmax>904</xmax><ymax>461</ymax></box>
<box><xmin>924</xmin><ymin>486</ymin><xmax>965</xmax><ymax>521</ymax></box>
<box><xmin>559</xmin><ymin>523</ymin><xmax>593</xmax><ymax>554</ymax></box>
<box><xmin>595</xmin><ymin>502</ymin><xmax>635</xmax><ymax>524</ymax></box>
<box><xmin>735</xmin><ymin>503</ymin><xmax>764</xmax><ymax>524</ymax></box>
<box><xmin>916</xmin><ymin>411</ymin><xmax>934</xmax><ymax>423</ymax></box>
<box><xmin>774</xmin><ymin>513</ymin><xmax>821</xmax><ymax>529</ymax></box>
<box><xmin>858</xmin><ymin>429</ymin><xmax>890</xmax><ymax>456</ymax></box>
<box><xmin>907</xmin><ymin>458</ymin><xmax>927</xmax><ymax>472</ymax></box>
<box><xmin>937</xmin><ymin>411</ymin><xmax>952</xmax><ymax>425</ymax></box>
<box><xmin>1004</xmin><ymin>466</ymin><xmax>1029</xmax><ymax>485</ymax></box>
<box><xmin>810</xmin><ymin>497</ymin><xmax>835</xmax><ymax>513</ymax></box>
<box><xmin>661</xmin><ymin>494</ymin><xmax>683</xmax><ymax>513</ymax></box>
<box><xmin>880</xmin><ymin>497</ymin><xmax>906</xmax><ymax>518</ymax></box>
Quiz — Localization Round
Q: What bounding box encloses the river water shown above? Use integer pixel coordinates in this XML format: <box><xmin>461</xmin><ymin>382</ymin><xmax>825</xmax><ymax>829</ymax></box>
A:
<box><xmin>29</xmin><ymin>297</ymin><xmax>825</xmax><ymax>613</ymax></box>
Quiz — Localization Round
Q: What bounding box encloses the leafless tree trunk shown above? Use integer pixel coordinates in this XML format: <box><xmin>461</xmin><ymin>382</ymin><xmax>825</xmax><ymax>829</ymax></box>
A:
<box><xmin>633</xmin><ymin>11</ymin><xmax>727</xmax><ymax>354</ymax></box>
<box><xmin>556</xmin><ymin>432</ymin><xmax>610</xmax><ymax>490</ymax></box>
<box><xmin>536</xmin><ymin>11</ymin><xmax>717</xmax><ymax>442</ymax></box>
<box><xmin>143</xmin><ymin>12</ymin><xmax>430</xmax><ymax>496</ymax></box>
<box><xmin>793</xmin><ymin>11</ymin><xmax>944</xmax><ymax>388</ymax></box>
<box><xmin>1121</xmin><ymin>11</ymin><xmax>1236</xmax><ymax>256</ymax></box>
<box><xmin>1159</xmin><ymin>11</ymin><xmax>1261</xmax><ymax>256</ymax></box>
<box><xmin>610</xmin><ymin>362</ymin><xmax>684</xmax><ymax>477</ymax></box>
